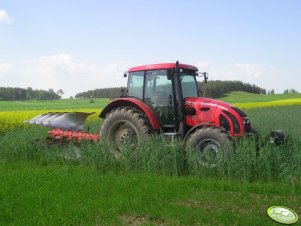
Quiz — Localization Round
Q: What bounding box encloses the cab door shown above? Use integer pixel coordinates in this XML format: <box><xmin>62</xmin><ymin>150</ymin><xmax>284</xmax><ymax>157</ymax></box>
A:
<box><xmin>144</xmin><ymin>69</ymin><xmax>176</xmax><ymax>129</ymax></box>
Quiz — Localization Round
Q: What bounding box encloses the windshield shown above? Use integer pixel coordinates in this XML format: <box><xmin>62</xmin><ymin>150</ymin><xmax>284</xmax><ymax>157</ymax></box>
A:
<box><xmin>180</xmin><ymin>70</ymin><xmax>198</xmax><ymax>98</ymax></box>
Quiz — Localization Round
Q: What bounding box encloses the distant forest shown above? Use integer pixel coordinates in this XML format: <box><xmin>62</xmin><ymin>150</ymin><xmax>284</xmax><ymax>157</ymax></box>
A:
<box><xmin>199</xmin><ymin>80</ymin><xmax>266</xmax><ymax>98</ymax></box>
<box><xmin>0</xmin><ymin>87</ymin><xmax>62</xmax><ymax>100</ymax></box>
<box><xmin>0</xmin><ymin>80</ymin><xmax>268</xmax><ymax>101</ymax></box>
<box><xmin>75</xmin><ymin>87</ymin><xmax>124</xmax><ymax>99</ymax></box>
<box><xmin>75</xmin><ymin>80</ymin><xmax>267</xmax><ymax>99</ymax></box>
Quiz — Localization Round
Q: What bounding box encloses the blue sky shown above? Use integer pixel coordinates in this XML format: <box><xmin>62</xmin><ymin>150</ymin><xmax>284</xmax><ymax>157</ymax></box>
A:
<box><xmin>0</xmin><ymin>0</ymin><xmax>301</xmax><ymax>97</ymax></box>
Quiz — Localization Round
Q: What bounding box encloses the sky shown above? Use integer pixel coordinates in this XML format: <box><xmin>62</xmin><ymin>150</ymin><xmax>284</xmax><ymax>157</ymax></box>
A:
<box><xmin>0</xmin><ymin>0</ymin><xmax>301</xmax><ymax>98</ymax></box>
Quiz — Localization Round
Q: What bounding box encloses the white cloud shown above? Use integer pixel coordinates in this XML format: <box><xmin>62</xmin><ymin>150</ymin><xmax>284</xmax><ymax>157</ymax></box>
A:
<box><xmin>1</xmin><ymin>56</ymin><xmax>283</xmax><ymax>97</ymax></box>
<box><xmin>232</xmin><ymin>63</ymin><xmax>263</xmax><ymax>79</ymax></box>
<box><xmin>0</xmin><ymin>54</ymin><xmax>129</xmax><ymax>98</ymax></box>
<box><xmin>204</xmin><ymin>62</ymin><xmax>264</xmax><ymax>82</ymax></box>
<box><xmin>0</xmin><ymin>9</ymin><xmax>12</xmax><ymax>23</ymax></box>
<box><xmin>195</xmin><ymin>61</ymin><xmax>210</xmax><ymax>72</ymax></box>
<box><xmin>104</xmin><ymin>62</ymin><xmax>128</xmax><ymax>76</ymax></box>
<box><xmin>36</xmin><ymin>54</ymin><xmax>99</xmax><ymax>77</ymax></box>
<box><xmin>0</xmin><ymin>63</ymin><xmax>14</xmax><ymax>73</ymax></box>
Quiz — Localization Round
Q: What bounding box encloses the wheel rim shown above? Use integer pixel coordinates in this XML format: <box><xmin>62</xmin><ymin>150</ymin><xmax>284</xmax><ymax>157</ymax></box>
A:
<box><xmin>108</xmin><ymin>120</ymin><xmax>139</xmax><ymax>154</ymax></box>
<box><xmin>195</xmin><ymin>139</ymin><xmax>223</xmax><ymax>167</ymax></box>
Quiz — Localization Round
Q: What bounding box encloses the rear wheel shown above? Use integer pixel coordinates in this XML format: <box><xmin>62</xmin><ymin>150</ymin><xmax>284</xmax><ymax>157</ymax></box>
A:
<box><xmin>100</xmin><ymin>107</ymin><xmax>151</xmax><ymax>158</ymax></box>
<box><xmin>187</xmin><ymin>127</ymin><xmax>233</xmax><ymax>167</ymax></box>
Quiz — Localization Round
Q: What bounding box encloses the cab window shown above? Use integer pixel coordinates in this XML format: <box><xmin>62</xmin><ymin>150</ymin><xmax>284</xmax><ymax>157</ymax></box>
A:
<box><xmin>127</xmin><ymin>71</ymin><xmax>144</xmax><ymax>99</ymax></box>
<box><xmin>180</xmin><ymin>72</ymin><xmax>198</xmax><ymax>98</ymax></box>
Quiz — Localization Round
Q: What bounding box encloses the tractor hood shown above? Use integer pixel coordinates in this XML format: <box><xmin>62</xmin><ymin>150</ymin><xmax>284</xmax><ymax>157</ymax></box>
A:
<box><xmin>185</xmin><ymin>97</ymin><xmax>250</xmax><ymax>136</ymax></box>
<box><xmin>185</xmin><ymin>97</ymin><xmax>234</xmax><ymax>112</ymax></box>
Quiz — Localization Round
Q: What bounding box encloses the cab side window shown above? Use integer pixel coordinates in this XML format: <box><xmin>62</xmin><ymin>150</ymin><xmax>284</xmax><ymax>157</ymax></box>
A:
<box><xmin>128</xmin><ymin>71</ymin><xmax>144</xmax><ymax>99</ymax></box>
<box><xmin>144</xmin><ymin>70</ymin><xmax>173</xmax><ymax>106</ymax></box>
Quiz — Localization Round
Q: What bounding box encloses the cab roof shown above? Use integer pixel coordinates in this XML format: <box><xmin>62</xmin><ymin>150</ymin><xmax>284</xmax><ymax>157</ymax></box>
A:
<box><xmin>128</xmin><ymin>63</ymin><xmax>198</xmax><ymax>72</ymax></box>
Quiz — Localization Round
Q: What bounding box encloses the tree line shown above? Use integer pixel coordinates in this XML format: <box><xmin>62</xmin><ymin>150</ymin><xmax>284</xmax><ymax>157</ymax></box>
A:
<box><xmin>75</xmin><ymin>87</ymin><xmax>124</xmax><ymax>99</ymax></box>
<box><xmin>0</xmin><ymin>87</ymin><xmax>62</xmax><ymax>100</ymax></box>
<box><xmin>198</xmin><ymin>80</ymin><xmax>266</xmax><ymax>98</ymax></box>
<box><xmin>283</xmin><ymin>88</ymin><xmax>299</xmax><ymax>94</ymax></box>
<box><xmin>75</xmin><ymin>80</ymin><xmax>267</xmax><ymax>99</ymax></box>
<box><xmin>3</xmin><ymin>80</ymin><xmax>295</xmax><ymax>101</ymax></box>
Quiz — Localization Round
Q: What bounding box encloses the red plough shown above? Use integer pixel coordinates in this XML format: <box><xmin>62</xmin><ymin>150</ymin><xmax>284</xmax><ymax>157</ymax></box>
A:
<box><xmin>48</xmin><ymin>129</ymin><xmax>99</xmax><ymax>142</ymax></box>
<box><xmin>24</xmin><ymin>112</ymin><xmax>99</xmax><ymax>146</ymax></box>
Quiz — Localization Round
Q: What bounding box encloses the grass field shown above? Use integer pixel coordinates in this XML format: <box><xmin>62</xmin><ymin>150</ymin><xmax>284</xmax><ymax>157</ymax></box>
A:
<box><xmin>0</xmin><ymin>98</ymin><xmax>110</xmax><ymax>111</ymax></box>
<box><xmin>1</xmin><ymin>162</ymin><xmax>300</xmax><ymax>225</ymax></box>
<box><xmin>1</xmin><ymin>94</ymin><xmax>301</xmax><ymax>225</ymax></box>
<box><xmin>0</xmin><ymin>126</ymin><xmax>300</xmax><ymax>225</ymax></box>
<box><xmin>221</xmin><ymin>91</ymin><xmax>301</xmax><ymax>109</ymax></box>
<box><xmin>1</xmin><ymin>92</ymin><xmax>300</xmax><ymax>111</ymax></box>
<box><xmin>220</xmin><ymin>91</ymin><xmax>301</xmax><ymax>103</ymax></box>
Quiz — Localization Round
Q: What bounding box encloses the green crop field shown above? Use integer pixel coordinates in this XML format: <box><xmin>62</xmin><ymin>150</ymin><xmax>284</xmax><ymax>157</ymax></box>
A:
<box><xmin>0</xmin><ymin>98</ymin><xmax>110</xmax><ymax>111</ymax></box>
<box><xmin>220</xmin><ymin>91</ymin><xmax>301</xmax><ymax>103</ymax></box>
<box><xmin>0</xmin><ymin>94</ymin><xmax>301</xmax><ymax>225</ymax></box>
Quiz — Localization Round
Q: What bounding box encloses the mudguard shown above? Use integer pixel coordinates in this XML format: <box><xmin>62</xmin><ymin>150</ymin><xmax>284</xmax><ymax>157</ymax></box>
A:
<box><xmin>100</xmin><ymin>97</ymin><xmax>161</xmax><ymax>130</ymax></box>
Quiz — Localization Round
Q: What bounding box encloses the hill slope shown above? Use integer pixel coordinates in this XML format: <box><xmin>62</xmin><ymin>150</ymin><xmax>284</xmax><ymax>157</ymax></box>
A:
<box><xmin>219</xmin><ymin>91</ymin><xmax>301</xmax><ymax>103</ymax></box>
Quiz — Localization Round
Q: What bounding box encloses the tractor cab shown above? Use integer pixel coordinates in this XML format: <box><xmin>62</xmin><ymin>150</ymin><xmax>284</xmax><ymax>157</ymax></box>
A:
<box><xmin>125</xmin><ymin>62</ymin><xmax>200</xmax><ymax>132</ymax></box>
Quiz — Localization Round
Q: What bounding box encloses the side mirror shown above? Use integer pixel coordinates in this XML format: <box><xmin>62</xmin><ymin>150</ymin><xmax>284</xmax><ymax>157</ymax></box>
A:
<box><xmin>197</xmin><ymin>72</ymin><xmax>208</xmax><ymax>83</ymax></box>
<box><xmin>123</xmin><ymin>71</ymin><xmax>128</xmax><ymax>78</ymax></box>
<box><xmin>204</xmin><ymin>72</ymin><xmax>208</xmax><ymax>83</ymax></box>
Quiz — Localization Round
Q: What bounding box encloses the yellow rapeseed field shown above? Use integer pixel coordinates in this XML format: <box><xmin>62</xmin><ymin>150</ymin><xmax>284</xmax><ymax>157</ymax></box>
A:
<box><xmin>0</xmin><ymin>109</ymin><xmax>101</xmax><ymax>134</ymax></box>
<box><xmin>233</xmin><ymin>98</ymin><xmax>301</xmax><ymax>109</ymax></box>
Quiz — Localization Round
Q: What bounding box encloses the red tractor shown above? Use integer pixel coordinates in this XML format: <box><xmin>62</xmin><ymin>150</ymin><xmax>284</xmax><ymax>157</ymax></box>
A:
<box><xmin>99</xmin><ymin>61</ymin><xmax>253</xmax><ymax>166</ymax></box>
<box><xmin>25</xmin><ymin>61</ymin><xmax>283</xmax><ymax>166</ymax></box>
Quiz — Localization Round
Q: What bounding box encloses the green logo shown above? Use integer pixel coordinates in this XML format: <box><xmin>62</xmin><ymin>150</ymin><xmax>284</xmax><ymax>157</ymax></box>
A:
<box><xmin>267</xmin><ymin>206</ymin><xmax>298</xmax><ymax>224</ymax></box>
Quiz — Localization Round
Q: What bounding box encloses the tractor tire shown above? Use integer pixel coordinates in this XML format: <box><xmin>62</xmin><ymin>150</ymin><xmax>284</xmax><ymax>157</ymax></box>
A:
<box><xmin>100</xmin><ymin>107</ymin><xmax>152</xmax><ymax>158</ymax></box>
<box><xmin>187</xmin><ymin>126</ymin><xmax>233</xmax><ymax>168</ymax></box>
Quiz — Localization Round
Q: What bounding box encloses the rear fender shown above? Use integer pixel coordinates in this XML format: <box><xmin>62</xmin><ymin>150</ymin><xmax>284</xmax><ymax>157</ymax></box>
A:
<box><xmin>100</xmin><ymin>98</ymin><xmax>161</xmax><ymax>130</ymax></box>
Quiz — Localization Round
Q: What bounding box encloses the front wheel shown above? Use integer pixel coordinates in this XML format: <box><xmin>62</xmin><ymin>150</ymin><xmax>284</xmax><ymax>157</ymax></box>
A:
<box><xmin>187</xmin><ymin>127</ymin><xmax>233</xmax><ymax>167</ymax></box>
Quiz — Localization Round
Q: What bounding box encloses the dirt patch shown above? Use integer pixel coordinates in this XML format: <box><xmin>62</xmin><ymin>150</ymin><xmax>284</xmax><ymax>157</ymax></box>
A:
<box><xmin>118</xmin><ymin>214</ymin><xmax>170</xmax><ymax>226</ymax></box>
<box><xmin>119</xmin><ymin>214</ymin><xmax>147</xmax><ymax>225</ymax></box>
<box><xmin>175</xmin><ymin>199</ymin><xmax>250</xmax><ymax>214</ymax></box>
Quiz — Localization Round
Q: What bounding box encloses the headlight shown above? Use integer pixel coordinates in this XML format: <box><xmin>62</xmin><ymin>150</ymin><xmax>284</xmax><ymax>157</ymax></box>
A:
<box><xmin>243</xmin><ymin>119</ymin><xmax>250</xmax><ymax>125</ymax></box>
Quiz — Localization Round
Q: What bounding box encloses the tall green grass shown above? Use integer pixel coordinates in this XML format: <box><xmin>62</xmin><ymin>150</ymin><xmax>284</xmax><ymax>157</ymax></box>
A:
<box><xmin>1</xmin><ymin>127</ymin><xmax>300</xmax><ymax>225</ymax></box>
<box><xmin>1</xmin><ymin>125</ymin><xmax>300</xmax><ymax>184</ymax></box>
<box><xmin>1</xmin><ymin>105</ymin><xmax>301</xmax><ymax>183</ymax></box>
